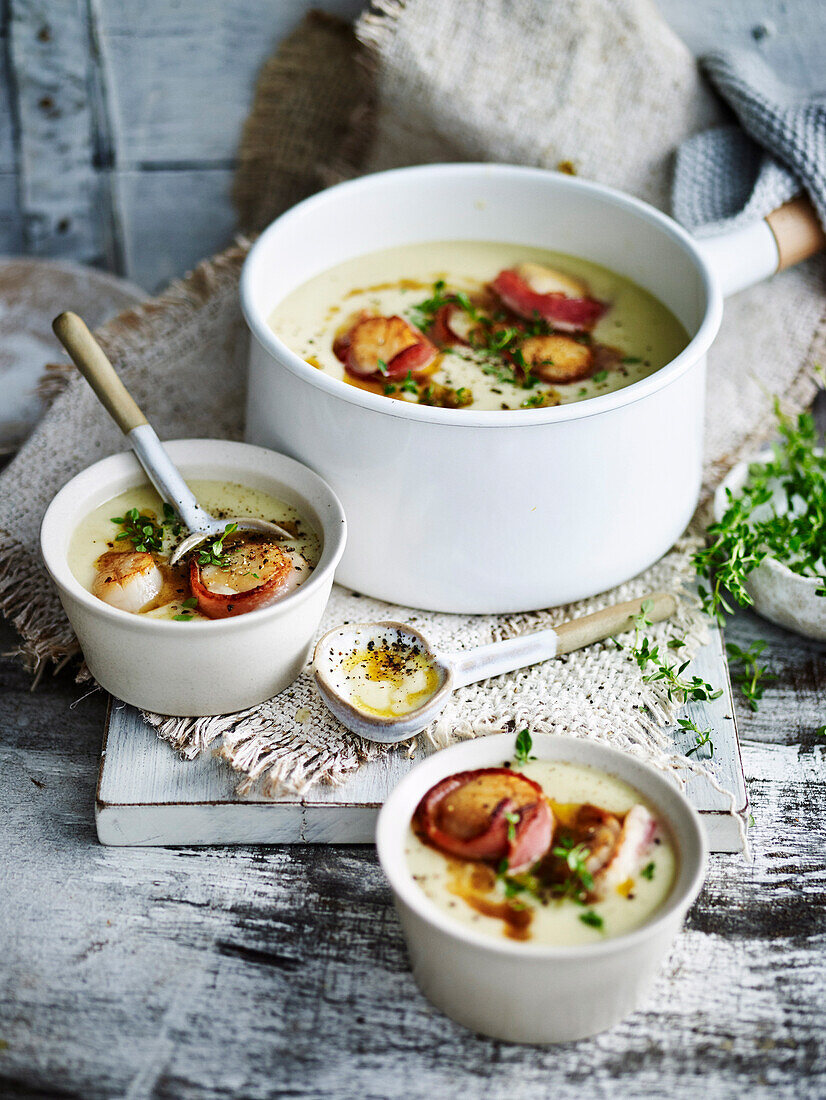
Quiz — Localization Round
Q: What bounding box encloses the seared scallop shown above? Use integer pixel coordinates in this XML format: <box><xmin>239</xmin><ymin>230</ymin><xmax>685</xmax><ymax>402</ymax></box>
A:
<box><xmin>93</xmin><ymin>550</ymin><xmax>163</xmax><ymax>614</ymax></box>
<box><xmin>520</xmin><ymin>334</ymin><xmax>594</xmax><ymax>383</ymax></box>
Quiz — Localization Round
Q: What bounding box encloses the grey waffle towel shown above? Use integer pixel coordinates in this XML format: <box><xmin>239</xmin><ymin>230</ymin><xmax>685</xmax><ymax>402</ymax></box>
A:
<box><xmin>674</xmin><ymin>49</ymin><xmax>826</xmax><ymax>235</ymax></box>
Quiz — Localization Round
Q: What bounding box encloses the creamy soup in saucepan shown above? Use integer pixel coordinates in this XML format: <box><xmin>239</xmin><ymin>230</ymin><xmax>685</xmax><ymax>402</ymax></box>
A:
<box><xmin>70</xmin><ymin>480</ymin><xmax>320</xmax><ymax>621</ymax></box>
<box><xmin>270</xmin><ymin>241</ymin><xmax>688</xmax><ymax>412</ymax></box>
<box><xmin>407</xmin><ymin>752</ymin><xmax>676</xmax><ymax>945</ymax></box>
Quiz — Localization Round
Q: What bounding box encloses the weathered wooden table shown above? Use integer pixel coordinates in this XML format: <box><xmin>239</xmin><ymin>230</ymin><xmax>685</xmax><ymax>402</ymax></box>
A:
<box><xmin>1</xmin><ymin>599</ymin><xmax>823</xmax><ymax>1098</ymax></box>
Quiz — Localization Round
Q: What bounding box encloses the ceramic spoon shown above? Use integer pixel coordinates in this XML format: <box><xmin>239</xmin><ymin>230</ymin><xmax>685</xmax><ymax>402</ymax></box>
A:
<box><xmin>53</xmin><ymin>311</ymin><xmax>293</xmax><ymax>560</ymax></box>
<box><xmin>314</xmin><ymin>590</ymin><xmax>677</xmax><ymax>743</ymax></box>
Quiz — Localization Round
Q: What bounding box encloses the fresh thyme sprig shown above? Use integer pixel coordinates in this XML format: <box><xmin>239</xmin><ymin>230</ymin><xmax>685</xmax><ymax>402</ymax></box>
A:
<box><xmin>694</xmin><ymin>393</ymin><xmax>826</xmax><ymax>619</ymax></box>
<box><xmin>111</xmin><ymin>504</ymin><xmax>181</xmax><ymax>554</ymax></box>
<box><xmin>678</xmin><ymin>717</ymin><xmax>715</xmax><ymax>758</ymax></box>
<box><xmin>408</xmin><ymin>280</ymin><xmax>547</xmax><ymax>390</ymax></box>
<box><xmin>691</xmin><ymin>386</ymin><xmax>824</xmax><ymax>712</ymax></box>
<box><xmin>726</xmin><ymin>640</ymin><xmax>775</xmax><ymax>712</ymax></box>
<box><xmin>621</xmin><ymin>600</ymin><xmax>722</xmax><ymax>706</ymax></box>
<box><xmin>111</xmin><ymin>508</ymin><xmax>163</xmax><ymax>553</ymax></box>
<box><xmin>550</xmin><ymin>837</ymin><xmax>594</xmax><ymax>903</ymax></box>
<box><xmin>197</xmin><ymin>522</ymin><xmax>238</xmax><ymax>568</ymax></box>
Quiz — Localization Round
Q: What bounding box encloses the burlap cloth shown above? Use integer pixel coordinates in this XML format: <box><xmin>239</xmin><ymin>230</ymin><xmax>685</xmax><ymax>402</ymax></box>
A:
<box><xmin>1</xmin><ymin>1</ymin><xmax>823</xmax><ymax>799</ymax></box>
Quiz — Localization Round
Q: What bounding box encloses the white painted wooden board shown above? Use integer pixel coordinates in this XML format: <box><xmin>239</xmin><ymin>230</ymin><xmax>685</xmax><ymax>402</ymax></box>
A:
<box><xmin>97</xmin><ymin>622</ymin><xmax>748</xmax><ymax>851</ymax></box>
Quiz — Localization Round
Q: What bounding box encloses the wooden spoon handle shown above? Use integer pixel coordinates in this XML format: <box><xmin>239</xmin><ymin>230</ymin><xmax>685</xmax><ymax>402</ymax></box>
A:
<box><xmin>554</xmin><ymin>591</ymin><xmax>677</xmax><ymax>655</ymax></box>
<box><xmin>765</xmin><ymin>195</ymin><xmax>826</xmax><ymax>271</ymax></box>
<box><xmin>53</xmin><ymin>311</ymin><xmax>147</xmax><ymax>435</ymax></box>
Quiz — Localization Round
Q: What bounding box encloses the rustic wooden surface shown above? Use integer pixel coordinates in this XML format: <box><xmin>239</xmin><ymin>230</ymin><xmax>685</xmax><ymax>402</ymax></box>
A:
<box><xmin>1</xmin><ymin>1</ymin><xmax>824</xmax><ymax>1095</ymax></box>
<box><xmin>1</xmin><ymin>0</ymin><xmax>825</xmax><ymax>291</ymax></box>
<box><xmin>0</xmin><ymin>600</ymin><xmax>823</xmax><ymax>1098</ymax></box>
<box><xmin>96</xmin><ymin>624</ymin><xmax>747</xmax><ymax>850</ymax></box>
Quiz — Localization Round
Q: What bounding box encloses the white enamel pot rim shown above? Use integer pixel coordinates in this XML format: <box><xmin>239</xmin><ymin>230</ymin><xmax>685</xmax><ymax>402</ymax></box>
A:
<box><xmin>241</xmin><ymin>162</ymin><xmax>726</xmax><ymax>428</ymax></box>
<box><xmin>376</xmin><ymin>732</ymin><xmax>708</xmax><ymax>960</ymax></box>
<box><xmin>40</xmin><ymin>438</ymin><xmax>347</xmax><ymax>635</ymax></box>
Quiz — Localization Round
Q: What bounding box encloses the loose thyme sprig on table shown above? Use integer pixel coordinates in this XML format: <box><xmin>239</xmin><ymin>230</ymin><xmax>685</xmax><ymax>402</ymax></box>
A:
<box><xmin>679</xmin><ymin>717</ymin><xmax>715</xmax><ymax>759</ymax></box>
<box><xmin>614</xmin><ymin>600</ymin><xmax>721</xmax><ymax>759</ymax></box>
<box><xmin>620</xmin><ymin>599</ymin><xmax>722</xmax><ymax>706</ymax></box>
<box><xmin>725</xmin><ymin>640</ymin><xmax>775</xmax><ymax>712</ymax></box>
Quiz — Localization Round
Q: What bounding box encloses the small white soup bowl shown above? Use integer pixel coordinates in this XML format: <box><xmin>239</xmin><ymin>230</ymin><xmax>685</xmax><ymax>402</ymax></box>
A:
<box><xmin>41</xmin><ymin>439</ymin><xmax>346</xmax><ymax>716</ymax></box>
<box><xmin>376</xmin><ymin>732</ymin><xmax>707</xmax><ymax>1044</ymax></box>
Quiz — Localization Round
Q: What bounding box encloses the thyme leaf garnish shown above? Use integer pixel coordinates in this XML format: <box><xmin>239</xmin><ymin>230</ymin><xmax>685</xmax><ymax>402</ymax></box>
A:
<box><xmin>197</xmin><ymin>522</ymin><xmax>239</xmax><ymax>568</ymax></box>
<box><xmin>513</xmin><ymin>727</ymin><xmax>536</xmax><ymax>765</ymax></box>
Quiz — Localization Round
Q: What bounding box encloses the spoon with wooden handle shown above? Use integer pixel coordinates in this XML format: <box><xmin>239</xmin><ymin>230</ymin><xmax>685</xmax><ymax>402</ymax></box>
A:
<box><xmin>53</xmin><ymin>310</ymin><xmax>294</xmax><ymax>560</ymax></box>
<box><xmin>313</xmin><ymin>591</ymin><xmax>677</xmax><ymax>743</ymax></box>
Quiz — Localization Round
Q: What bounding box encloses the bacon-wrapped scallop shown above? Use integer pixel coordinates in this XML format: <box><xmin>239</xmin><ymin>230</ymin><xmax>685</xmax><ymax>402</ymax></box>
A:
<box><xmin>414</xmin><ymin>767</ymin><xmax>554</xmax><ymax>872</ymax></box>
<box><xmin>491</xmin><ymin>262</ymin><xmax>606</xmax><ymax>332</ymax></box>
<box><xmin>334</xmin><ymin>313</ymin><xmax>438</xmax><ymax>380</ymax></box>
<box><xmin>190</xmin><ymin>536</ymin><xmax>309</xmax><ymax>619</ymax></box>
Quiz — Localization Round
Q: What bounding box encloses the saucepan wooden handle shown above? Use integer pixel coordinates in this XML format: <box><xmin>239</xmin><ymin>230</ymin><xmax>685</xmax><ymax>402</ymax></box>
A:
<box><xmin>554</xmin><ymin>591</ymin><xmax>677</xmax><ymax>656</ymax></box>
<box><xmin>53</xmin><ymin>311</ymin><xmax>148</xmax><ymax>435</ymax></box>
<box><xmin>765</xmin><ymin>195</ymin><xmax>826</xmax><ymax>270</ymax></box>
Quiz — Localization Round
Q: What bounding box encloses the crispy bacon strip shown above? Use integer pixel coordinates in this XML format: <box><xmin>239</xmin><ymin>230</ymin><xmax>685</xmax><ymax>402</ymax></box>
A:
<box><xmin>415</xmin><ymin>767</ymin><xmax>554</xmax><ymax>871</ymax></box>
<box><xmin>491</xmin><ymin>268</ymin><xmax>605</xmax><ymax>332</ymax></box>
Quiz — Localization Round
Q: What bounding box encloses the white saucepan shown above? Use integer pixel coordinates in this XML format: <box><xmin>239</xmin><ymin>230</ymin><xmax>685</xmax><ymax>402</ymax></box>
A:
<box><xmin>241</xmin><ymin>163</ymin><xmax>823</xmax><ymax>614</ymax></box>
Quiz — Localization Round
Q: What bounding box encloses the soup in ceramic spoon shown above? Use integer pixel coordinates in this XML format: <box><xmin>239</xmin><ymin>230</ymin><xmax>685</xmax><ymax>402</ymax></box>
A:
<box><xmin>270</xmin><ymin>240</ymin><xmax>688</xmax><ymax>412</ymax></box>
<box><xmin>407</xmin><ymin>753</ymin><xmax>676</xmax><ymax>945</ymax></box>
<box><xmin>69</xmin><ymin>480</ymin><xmax>320</xmax><ymax>621</ymax></box>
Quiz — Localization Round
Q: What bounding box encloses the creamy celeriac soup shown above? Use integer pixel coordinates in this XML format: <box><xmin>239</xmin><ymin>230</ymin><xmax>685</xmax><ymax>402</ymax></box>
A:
<box><xmin>270</xmin><ymin>240</ymin><xmax>688</xmax><ymax>412</ymax></box>
<box><xmin>70</xmin><ymin>480</ymin><xmax>320</xmax><ymax>621</ymax></box>
<box><xmin>408</xmin><ymin>755</ymin><xmax>676</xmax><ymax>946</ymax></box>
<box><xmin>339</xmin><ymin>635</ymin><xmax>443</xmax><ymax>719</ymax></box>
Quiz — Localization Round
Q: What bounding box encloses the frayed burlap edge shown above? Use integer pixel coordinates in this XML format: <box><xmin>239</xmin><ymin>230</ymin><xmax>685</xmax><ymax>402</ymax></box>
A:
<box><xmin>232</xmin><ymin>11</ymin><xmax>375</xmax><ymax>234</ymax></box>
<box><xmin>0</xmin><ymin>243</ymin><xmax>249</xmax><ymax>675</ymax></box>
<box><xmin>142</xmin><ymin>536</ymin><xmax>736</xmax><ymax>814</ymax></box>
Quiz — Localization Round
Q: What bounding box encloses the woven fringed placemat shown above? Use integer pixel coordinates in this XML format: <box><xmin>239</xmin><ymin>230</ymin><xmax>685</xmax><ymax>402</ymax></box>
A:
<box><xmin>144</xmin><ymin>539</ymin><xmax>709</xmax><ymax>796</ymax></box>
<box><xmin>0</xmin><ymin>1</ymin><xmax>823</xmax><ymax>804</ymax></box>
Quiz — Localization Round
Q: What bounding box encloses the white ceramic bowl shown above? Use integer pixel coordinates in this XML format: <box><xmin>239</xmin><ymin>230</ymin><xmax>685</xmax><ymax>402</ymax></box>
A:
<box><xmin>40</xmin><ymin>439</ymin><xmax>346</xmax><ymax>715</ymax></box>
<box><xmin>241</xmin><ymin>162</ymin><xmax>785</xmax><ymax>613</ymax></box>
<box><xmin>714</xmin><ymin>450</ymin><xmax>826</xmax><ymax>641</ymax></box>
<box><xmin>376</xmin><ymin>733</ymin><xmax>707</xmax><ymax>1043</ymax></box>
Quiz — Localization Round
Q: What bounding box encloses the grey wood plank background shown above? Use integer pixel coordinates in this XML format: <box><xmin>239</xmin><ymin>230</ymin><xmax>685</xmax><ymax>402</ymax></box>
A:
<box><xmin>0</xmin><ymin>0</ymin><xmax>824</xmax><ymax>291</ymax></box>
<box><xmin>0</xmin><ymin>2</ymin><xmax>824</xmax><ymax>1096</ymax></box>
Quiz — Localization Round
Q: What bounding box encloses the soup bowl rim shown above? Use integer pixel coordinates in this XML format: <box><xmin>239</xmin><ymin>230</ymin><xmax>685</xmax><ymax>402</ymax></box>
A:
<box><xmin>40</xmin><ymin>438</ymin><xmax>347</xmax><ymax>634</ymax></box>
<box><xmin>376</xmin><ymin>731</ymin><xmax>707</xmax><ymax>960</ymax></box>
<box><xmin>241</xmin><ymin>161</ymin><xmax>724</xmax><ymax>429</ymax></box>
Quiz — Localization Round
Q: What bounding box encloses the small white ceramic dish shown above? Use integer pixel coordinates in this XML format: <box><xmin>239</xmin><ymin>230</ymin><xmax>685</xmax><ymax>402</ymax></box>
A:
<box><xmin>376</xmin><ymin>732</ymin><xmax>706</xmax><ymax>1044</ymax></box>
<box><xmin>40</xmin><ymin>439</ymin><xmax>346</xmax><ymax>715</ymax></box>
<box><xmin>714</xmin><ymin>450</ymin><xmax>826</xmax><ymax>641</ymax></box>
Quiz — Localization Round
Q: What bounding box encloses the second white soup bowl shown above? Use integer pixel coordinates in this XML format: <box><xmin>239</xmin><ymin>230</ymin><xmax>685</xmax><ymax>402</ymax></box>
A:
<box><xmin>40</xmin><ymin>439</ymin><xmax>346</xmax><ymax>716</ymax></box>
<box><xmin>376</xmin><ymin>732</ymin><xmax>707</xmax><ymax>1043</ymax></box>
